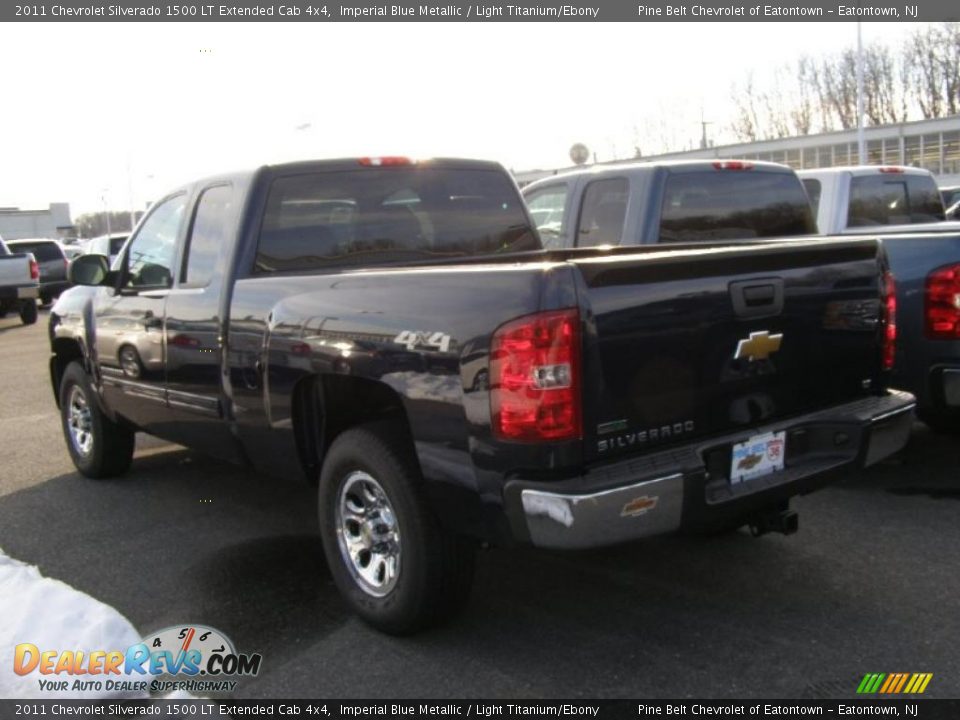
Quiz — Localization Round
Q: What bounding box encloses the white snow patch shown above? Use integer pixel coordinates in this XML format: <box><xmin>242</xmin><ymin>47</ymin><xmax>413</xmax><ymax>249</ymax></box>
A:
<box><xmin>0</xmin><ymin>548</ymin><xmax>219</xmax><ymax>712</ymax></box>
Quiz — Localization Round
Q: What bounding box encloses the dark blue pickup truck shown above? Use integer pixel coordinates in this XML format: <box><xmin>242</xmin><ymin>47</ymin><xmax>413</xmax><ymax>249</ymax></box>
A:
<box><xmin>49</xmin><ymin>157</ymin><xmax>913</xmax><ymax>633</ymax></box>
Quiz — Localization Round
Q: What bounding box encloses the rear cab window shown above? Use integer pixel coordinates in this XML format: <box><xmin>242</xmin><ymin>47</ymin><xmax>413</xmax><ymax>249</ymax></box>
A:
<box><xmin>848</xmin><ymin>173</ymin><xmax>946</xmax><ymax>226</ymax></box>
<box><xmin>255</xmin><ymin>166</ymin><xmax>538</xmax><ymax>273</ymax></box>
<box><xmin>659</xmin><ymin>168</ymin><xmax>816</xmax><ymax>242</ymax></box>
<box><xmin>9</xmin><ymin>241</ymin><xmax>63</xmax><ymax>262</ymax></box>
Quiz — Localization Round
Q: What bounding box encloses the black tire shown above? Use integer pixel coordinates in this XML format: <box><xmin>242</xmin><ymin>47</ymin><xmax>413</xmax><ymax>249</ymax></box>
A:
<box><xmin>318</xmin><ymin>422</ymin><xmax>476</xmax><ymax>635</ymax></box>
<box><xmin>19</xmin><ymin>300</ymin><xmax>38</xmax><ymax>325</ymax></box>
<box><xmin>59</xmin><ymin>361</ymin><xmax>135</xmax><ymax>478</ymax></box>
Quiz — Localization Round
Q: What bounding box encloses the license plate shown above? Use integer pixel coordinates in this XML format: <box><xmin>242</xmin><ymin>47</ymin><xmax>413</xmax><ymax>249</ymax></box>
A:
<box><xmin>730</xmin><ymin>431</ymin><xmax>786</xmax><ymax>484</ymax></box>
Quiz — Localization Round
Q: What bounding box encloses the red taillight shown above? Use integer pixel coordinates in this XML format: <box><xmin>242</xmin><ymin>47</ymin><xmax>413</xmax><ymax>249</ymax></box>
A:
<box><xmin>490</xmin><ymin>308</ymin><xmax>581</xmax><ymax>442</ymax></box>
<box><xmin>359</xmin><ymin>157</ymin><xmax>414</xmax><ymax>167</ymax></box>
<box><xmin>883</xmin><ymin>271</ymin><xmax>897</xmax><ymax>370</ymax></box>
<box><xmin>29</xmin><ymin>258</ymin><xmax>39</xmax><ymax>280</ymax></box>
<box><xmin>925</xmin><ymin>263</ymin><xmax>960</xmax><ymax>340</ymax></box>
<box><xmin>878</xmin><ymin>167</ymin><xmax>905</xmax><ymax>174</ymax></box>
<box><xmin>712</xmin><ymin>160</ymin><xmax>753</xmax><ymax>171</ymax></box>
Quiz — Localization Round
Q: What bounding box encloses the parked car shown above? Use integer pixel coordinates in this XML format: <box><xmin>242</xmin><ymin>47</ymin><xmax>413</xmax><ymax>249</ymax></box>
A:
<box><xmin>799</xmin><ymin>166</ymin><xmax>960</xmax><ymax>432</ymax></box>
<box><xmin>80</xmin><ymin>233</ymin><xmax>130</xmax><ymax>266</ymax></box>
<box><xmin>62</xmin><ymin>244</ymin><xmax>84</xmax><ymax>260</ymax></box>
<box><xmin>798</xmin><ymin>165</ymin><xmax>957</xmax><ymax>235</ymax></box>
<box><xmin>6</xmin><ymin>238</ymin><xmax>71</xmax><ymax>305</ymax></box>
<box><xmin>0</xmin><ymin>237</ymin><xmax>40</xmax><ymax>324</ymax></box>
<box><xmin>51</xmin><ymin>157</ymin><xmax>913</xmax><ymax>634</ymax></box>
<box><xmin>521</xmin><ymin>159</ymin><xmax>817</xmax><ymax>248</ymax></box>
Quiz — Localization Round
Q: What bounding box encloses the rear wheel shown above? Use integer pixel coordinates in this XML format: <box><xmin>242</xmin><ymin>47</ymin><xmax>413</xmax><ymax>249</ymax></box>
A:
<box><xmin>59</xmin><ymin>361</ymin><xmax>135</xmax><ymax>478</ymax></box>
<box><xmin>318</xmin><ymin>423</ymin><xmax>476</xmax><ymax>634</ymax></box>
<box><xmin>19</xmin><ymin>300</ymin><xmax>37</xmax><ymax>325</ymax></box>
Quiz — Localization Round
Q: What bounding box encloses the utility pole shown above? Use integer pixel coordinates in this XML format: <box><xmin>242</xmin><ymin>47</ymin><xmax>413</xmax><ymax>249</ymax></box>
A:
<box><xmin>700</xmin><ymin>109</ymin><xmax>713</xmax><ymax>150</ymax></box>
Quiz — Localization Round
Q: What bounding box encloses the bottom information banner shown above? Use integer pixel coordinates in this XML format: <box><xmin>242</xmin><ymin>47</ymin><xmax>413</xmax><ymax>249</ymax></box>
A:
<box><xmin>2</xmin><ymin>700</ymin><xmax>960</xmax><ymax>720</ymax></box>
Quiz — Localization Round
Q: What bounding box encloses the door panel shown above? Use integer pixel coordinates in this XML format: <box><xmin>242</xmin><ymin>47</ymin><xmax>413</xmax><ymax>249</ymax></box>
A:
<box><xmin>96</xmin><ymin>194</ymin><xmax>187</xmax><ymax>432</ymax></box>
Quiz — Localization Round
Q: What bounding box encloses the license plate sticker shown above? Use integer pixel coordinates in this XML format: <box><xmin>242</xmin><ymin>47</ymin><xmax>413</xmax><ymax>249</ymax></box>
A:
<box><xmin>730</xmin><ymin>431</ymin><xmax>786</xmax><ymax>484</ymax></box>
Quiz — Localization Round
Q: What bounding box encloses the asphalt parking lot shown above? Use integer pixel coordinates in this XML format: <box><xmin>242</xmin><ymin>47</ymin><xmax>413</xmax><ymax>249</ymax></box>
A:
<box><xmin>2</xmin><ymin>309</ymin><xmax>959</xmax><ymax>699</ymax></box>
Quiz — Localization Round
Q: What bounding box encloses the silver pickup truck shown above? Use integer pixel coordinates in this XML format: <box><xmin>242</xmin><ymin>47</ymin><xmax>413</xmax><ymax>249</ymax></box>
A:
<box><xmin>0</xmin><ymin>237</ymin><xmax>40</xmax><ymax>325</ymax></box>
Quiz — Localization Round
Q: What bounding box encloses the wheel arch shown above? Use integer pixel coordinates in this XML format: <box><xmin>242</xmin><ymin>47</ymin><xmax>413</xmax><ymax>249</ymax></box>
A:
<box><xmin>291</xmin><ymin>373</ymin><xmax>418</xmax><ymax>485</ymax></box>
<box><xmin>50</xmin><ymin>337</ymin><xmax>87</xmax><ymax>408</ymax></box>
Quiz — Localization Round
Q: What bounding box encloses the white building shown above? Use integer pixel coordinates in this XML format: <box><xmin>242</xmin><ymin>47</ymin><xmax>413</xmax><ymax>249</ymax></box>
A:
<box><xmin>0</xmin><ymin>203</ymin><xmax>74</xmax><ymax>241</ymax></box>
<box><xmin>516</xmin><ymin>115</ymin><xmax>960</xmax><ymax>188</ymax></box>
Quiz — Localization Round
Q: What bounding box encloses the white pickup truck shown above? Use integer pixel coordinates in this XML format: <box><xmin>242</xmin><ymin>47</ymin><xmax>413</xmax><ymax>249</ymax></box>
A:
<box><xmin>797</xmin><ymin>165</ymin><xmax>960</xmax><ymax>235</ymax></box>
<box><xmin>0</xmin><ymin>237</ymin><xmax>40</xmax><ymax>325</ymax></box>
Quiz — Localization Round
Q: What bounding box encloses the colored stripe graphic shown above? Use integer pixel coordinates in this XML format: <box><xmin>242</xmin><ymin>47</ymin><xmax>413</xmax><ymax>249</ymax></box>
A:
<box><xmin>858</xmin><ymin>673</ymin><xmax>932</xmax><ymax>694</ymax></box>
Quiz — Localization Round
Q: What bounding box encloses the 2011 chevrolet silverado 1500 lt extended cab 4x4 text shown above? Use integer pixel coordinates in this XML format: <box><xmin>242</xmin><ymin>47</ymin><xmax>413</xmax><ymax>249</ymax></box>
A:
<box><xmin>50</xmin><ymin>157</ymin><xmax>914</xmax><ymax>633</ymax></box>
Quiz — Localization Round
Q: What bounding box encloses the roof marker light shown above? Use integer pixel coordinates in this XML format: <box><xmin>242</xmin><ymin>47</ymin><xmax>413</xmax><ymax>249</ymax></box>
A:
<box><xmin>359</xmin><ymin>157</ymin><xmax>415</xmax><ymax>167</ymax></box>
<box><xmin>712</xmin><ymin>161</ymin><xmax>754</xmax><ymax>171</ymax></box>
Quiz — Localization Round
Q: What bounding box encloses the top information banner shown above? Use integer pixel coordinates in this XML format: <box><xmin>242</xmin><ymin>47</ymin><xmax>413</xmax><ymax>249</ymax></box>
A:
<box><xmin>6</xmin><ymin>0</ymin><xmax>960</xmax><ymax>22</ymax></box>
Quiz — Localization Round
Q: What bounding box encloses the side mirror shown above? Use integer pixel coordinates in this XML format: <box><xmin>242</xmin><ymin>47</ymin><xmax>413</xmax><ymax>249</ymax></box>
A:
<box><xmin>69</xmin><ymin>254</ymin><xmax>111</xmax><ymax>286</ymax></box>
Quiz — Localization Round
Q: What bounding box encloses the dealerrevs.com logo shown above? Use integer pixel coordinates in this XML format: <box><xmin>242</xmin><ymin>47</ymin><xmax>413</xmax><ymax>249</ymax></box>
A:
<box><xmin>14</xmin><ymin>624</ymin><xmax>262</xmax><ymax>695</ymax></box>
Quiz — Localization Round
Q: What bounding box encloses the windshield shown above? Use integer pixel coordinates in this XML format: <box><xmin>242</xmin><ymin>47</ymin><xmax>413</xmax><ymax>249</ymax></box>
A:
<box><xmin>255</xmin><ymin>167</ymin><xmax>538</xmax><ymax>273</ymax></box>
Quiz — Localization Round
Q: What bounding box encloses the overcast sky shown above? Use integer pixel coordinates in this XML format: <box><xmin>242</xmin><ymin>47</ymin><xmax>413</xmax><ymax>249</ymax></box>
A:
<box><xmin>0</xmin><ymin>21</ymin><xmax>922</xmax><ymax>216</ymax></box>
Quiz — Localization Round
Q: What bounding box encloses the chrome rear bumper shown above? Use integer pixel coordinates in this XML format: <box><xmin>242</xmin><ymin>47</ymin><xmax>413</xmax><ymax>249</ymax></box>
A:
<box><xmin>506</xmin><ymin>389</ymin><xmax>916</xmax><ymax>549</ymax></box>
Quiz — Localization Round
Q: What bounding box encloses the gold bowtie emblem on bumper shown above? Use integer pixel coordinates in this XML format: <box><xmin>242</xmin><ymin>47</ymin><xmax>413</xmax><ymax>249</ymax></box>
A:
<box><xmin>734</xmin><ymin>331</ymin><xmax>783</xmax><ymax>361</ymax></box>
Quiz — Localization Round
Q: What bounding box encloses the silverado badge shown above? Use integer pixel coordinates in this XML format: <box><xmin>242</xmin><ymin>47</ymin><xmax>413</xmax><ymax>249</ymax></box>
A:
<box><xmin>734</xmin><ymin>330</ymin><xmax>783</xmax><ymax>362</ymax></box>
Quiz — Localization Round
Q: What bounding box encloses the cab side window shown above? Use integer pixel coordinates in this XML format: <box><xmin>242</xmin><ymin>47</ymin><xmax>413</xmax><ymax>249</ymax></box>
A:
<box><xmin>125</xmin><ymin>194</ymin><xmax>187</xmax><ymax>289</ymax></box>
<box><xmin>182</xmin><ymin>185</ymin><xmax>232</xmax><ymax>287</ymax></box>
<box><xmin>524</xmin><ymin>184</ymin><xmax>569</xmax><ymax>249</ymax></box>
<box><xmin>577</xmin><ymin>178</ymin><xmax>628</xmax><ymax>247</ymax></box>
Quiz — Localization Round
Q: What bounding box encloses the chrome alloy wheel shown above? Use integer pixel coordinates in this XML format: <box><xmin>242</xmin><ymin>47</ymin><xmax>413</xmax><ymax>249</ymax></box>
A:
<box><xmin>67</xmin><ymin>385</ymin><xmax>94</xmax><ymax>457</ymax></box>
<box><xmin>335</xmin><ymin>471</ymin><xmax>401</xmax><ymax>597</ymax></box>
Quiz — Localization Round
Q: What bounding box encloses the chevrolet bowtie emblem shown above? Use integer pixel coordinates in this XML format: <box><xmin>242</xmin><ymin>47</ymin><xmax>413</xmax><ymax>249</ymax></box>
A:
<box><xmin>734</xmin><ymin>330</ymin><xmax>783</xmax><ymax>361</ymax></box>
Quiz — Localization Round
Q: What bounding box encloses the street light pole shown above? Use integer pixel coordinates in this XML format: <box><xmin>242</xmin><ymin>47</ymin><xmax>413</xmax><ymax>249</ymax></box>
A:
<box><xmin>856</xmin><ymin>21</ymin><xmax>866</xmax><ymax>164</ymax></box>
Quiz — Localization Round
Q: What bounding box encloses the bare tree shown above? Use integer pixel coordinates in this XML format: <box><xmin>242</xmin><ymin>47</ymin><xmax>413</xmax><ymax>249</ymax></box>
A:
<box><xmin>906</xmin><ymin>25</ymin><xmax>946</xmax><ymax>118</ymax></box>
<box><xmin>863</xmin><ymin>43</ymin><xmax>908</xmax><ymax>125</ymax></box>
<box><xmin>730</xmin><ymin>73</ymin><xmax>761</xmax><ymax>142</ymax></box>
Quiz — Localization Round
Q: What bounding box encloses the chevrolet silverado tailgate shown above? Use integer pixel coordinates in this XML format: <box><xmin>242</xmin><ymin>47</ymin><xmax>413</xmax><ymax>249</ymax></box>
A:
<box><xmin>570</xmin><ymin>239</ymin><xmax>886</xmax><ymax>463</ymax></box>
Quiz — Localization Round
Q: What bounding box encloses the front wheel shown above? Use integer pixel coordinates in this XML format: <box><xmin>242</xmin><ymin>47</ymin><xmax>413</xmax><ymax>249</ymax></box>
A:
<box><xmin>318</xmin><ymin>423</ymin><xmax>476</xmax><ymax>634</ymax></box>
<box><xmin>59</xmin><ymin>361</ymin><xmax>135</xmax><ymax>478</ymax></box>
